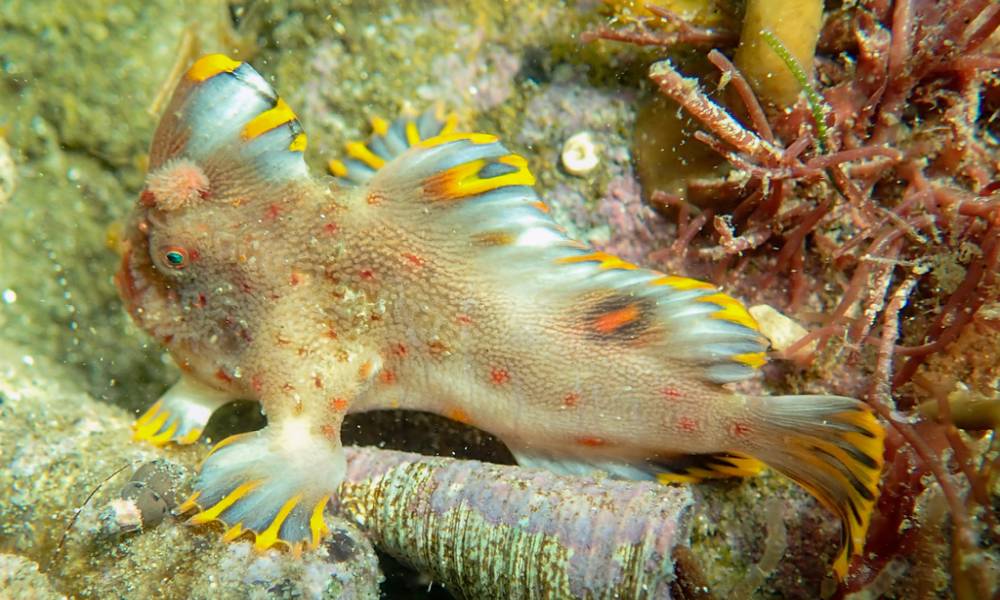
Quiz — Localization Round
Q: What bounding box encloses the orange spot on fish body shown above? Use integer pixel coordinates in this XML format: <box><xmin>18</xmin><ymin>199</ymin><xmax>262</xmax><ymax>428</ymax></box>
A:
<box><xmin>320</xmin><ymin>424</ymin><xmax>337</xmax><ymax>440</ymax></box>
<box><xmin>562</xmin><ymin>393</ymin><xmax>580</xmax><ymax>408</ymax></box>
<box><xmin>321</xmin><ymin>222</ymin><xmax>339</xmax><ymax>236</ymax></box>
<box><xmin>593</xmin><ymin>303</ymin><xmax>641</xmax><ymax>334</ymax></box>
<box><xmin>427</xmin><ymin>339</ymin><xmax>449</xmax><ymax>356</ymax></box>
<box><xmin>447</xmin><ymin>408</ymin><xmax>472</xmax><ymax>424</ymax></box>
<box><xmin>366</xmin><ymin>192</ymin><xmax>382</xmax><ymax>205</ymax></box>
<box><xmin>140</xmin><ymin>189</ymin><xmax>156</xmax><ymax>206</ymax></box>
<box><xmin>490</xmin><ymin>367</ymin><xmax>510</xmax><ymax>385</ymax></box>
<box><xmin>329</xmin><ymin>397</ymin><xmax>349</xmax><ymax>412</ymax></box>
<box><xmin>358</xmin><ymin>361</ymin><xmax>374</xmax><ymax>380</ymax></box>
<box><xmin>456</xmin><ymin>313</ymin><xmax>473</xmax><ymax>326</ymax></box>
<box><xmin>379</xmin><ymin>370</ymin><xmax>396</xmax><ymax>384</ymax></box>
<box><xmin>264</xmin><ymin>203</ymin><xmax>281</xmax><ymax>221</ymax></box>
<box><xmin>390</xmin><ymin>343</ymin><xmax>407</xmax><ymax>357</ymax></box>
<box><xmin>661</xmin><ymin>387</ymin><xmax>683</xmax><ymax>399</ymax></box>
<box><xmin>214</xmin><ymin>368</ymin><xmax>232</xmax><ymax>383</ymax></box>
<box><xmin>359</xmin><ymin>269</ymin><xmax>375</xmax><ymax>281</ymax></box>
<box><xmin>576</xmin><ymin>436</ymin><xmax>607</xmax><ymax>447</ymax></box>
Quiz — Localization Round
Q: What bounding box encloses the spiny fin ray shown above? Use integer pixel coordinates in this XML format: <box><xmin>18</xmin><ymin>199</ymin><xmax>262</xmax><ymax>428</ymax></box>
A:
<box><xmin>329</xmin><ymin>105</ymin><xmax>459</xmax><ymax>185</ymax></box>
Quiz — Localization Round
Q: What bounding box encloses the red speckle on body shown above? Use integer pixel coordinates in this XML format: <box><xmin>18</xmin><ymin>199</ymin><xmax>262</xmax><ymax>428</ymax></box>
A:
<box><xmin>731</xmin><ymin>421</ymin><xmax>752</xmax><ymax>437</ymax></box>
<box><xmin>359</xmin><ymin>269</ymin><xmax>375</xmax><ymax>281</ymax></box>
<box><xmin>250</xmin><ymin>374</ymin><xmax>263</xmax><ymax>394</ymax></box>
<box><xmin>390</xmin><ymin>342</ymin><xmax>407</xmax><ymax>357</ymax></box>
<box><xmin>562</xmin><ymin>393</ymin><xmax>580</xmax><ymax>408</ymax></box>
<box><xmin>290</xmin><ymin>271</ymin><xmax>301</xmax><ymax>286</ymax></box>
<box><xmin>677</xmin><ymin>416</ymin><xmax>698</xmax><ymax>433</ymax></box>
<box><xmin>660</xmin><ymin>387</ymin><xmax>683</xmax><ymax>399</ymax></box>
<box><xmin>214</xmin><ymin>368</ymin><xmax>232</xmax><ymax>383</ymax></box>
<box><xmin>490</xmin><ymin>367</ymin><xmax>510</xmax><ymax>385</ymax></box>
<box><xmin>576</xmin><ymin>436</ymin><xmax>607</xmax><ymax>447</ymax></box>
<box><xmin>264</xmin><ymin>203</ymin><xmax>281</xmax><ymax>220</ymax></box>
<box><xmin>456</xmin><ymin>313</ymin><xmax>473</xmax><ymax>325</ymax></box>
<box><xmin>325</xmin><ymin>327</ymin><xmax>338</xmax><ymax>339</ymax></box>
<box><xmin>281</xmin><ymin>382</ymin><xmax>296</xmax><ymax>393</ymax></box>
<box><xmin>314</xmin><ymin>374</ymin><xmax>323</xmax><ymax>389</ymax></box>
<box><xmin>403</xmin><ymin>252</ymin><xmax>425</xmax><ymax>268</ymax></box>
<box><xmin>195</xmin><ymin>293</ymin><xmax>207</xmax><ymax>307</ymax></box>
<box><xmin>140</xmin><ymin>189</ymin><xmax>157</xmax><ymax>206</ymax></box>
<box><xmin>321</xmin><ymin>222</ymin><xmax>338</xmax><ymax>236</ymax></box>
<box><xmin>188</xmin><ymin>249</ymin><xmax>200</xmax><ymax>261</ymax></box>
<box><xmin>329</xmin><ymin>397</ymin><xmax>349</xmax><ymax>412</ymax></box>
<box><xmin>380</xmin><ymin>370</ymin><xmax>396</xmax><ymax>384</ymax></box>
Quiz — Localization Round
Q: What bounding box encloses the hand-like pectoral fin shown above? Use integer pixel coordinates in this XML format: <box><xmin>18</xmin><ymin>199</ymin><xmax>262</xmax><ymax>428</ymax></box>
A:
<box><xmin>179</xmin><ymin>421</ymin><xmax>346</xmax><ymax>552</ymax></box>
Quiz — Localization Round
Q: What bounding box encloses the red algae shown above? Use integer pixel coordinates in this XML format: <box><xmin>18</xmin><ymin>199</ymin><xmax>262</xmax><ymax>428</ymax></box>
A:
<box><xmin>587</xmin><ymin>0</ymin><xmax>1000</xmax><ymax>596</ymax></box>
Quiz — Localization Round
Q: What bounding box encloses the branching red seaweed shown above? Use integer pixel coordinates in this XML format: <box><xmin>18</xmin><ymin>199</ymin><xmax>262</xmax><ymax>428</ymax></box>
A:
<box><xmin>587</xmin><ymin>0</ymin><xmax>1000</xmax><ymax>596</ymax></box>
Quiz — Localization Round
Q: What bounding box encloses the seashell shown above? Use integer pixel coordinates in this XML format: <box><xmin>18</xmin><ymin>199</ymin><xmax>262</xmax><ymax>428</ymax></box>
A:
<box><xmin>336</xmin><ymin>447</ymin><xmax>693</xmax><ymax>599</ymax></box>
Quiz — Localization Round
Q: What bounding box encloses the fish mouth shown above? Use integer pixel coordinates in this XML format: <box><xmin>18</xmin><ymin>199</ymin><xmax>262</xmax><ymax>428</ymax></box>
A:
<box><xmin>114</xmin><ymin>241</ymin><xmax>139</xmax><ymax>314</ymax></box>
<box><xmin>114</xmin><ymin>232</ymin><xmax>173</xmax><ymax>338</ymax></box>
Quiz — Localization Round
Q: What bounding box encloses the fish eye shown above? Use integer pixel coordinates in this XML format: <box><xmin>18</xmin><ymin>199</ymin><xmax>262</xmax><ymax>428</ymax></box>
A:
<box><xmin>161</xmin><ymin>246</ymin><xmax>189</xmax><ymax>270</ymax></box>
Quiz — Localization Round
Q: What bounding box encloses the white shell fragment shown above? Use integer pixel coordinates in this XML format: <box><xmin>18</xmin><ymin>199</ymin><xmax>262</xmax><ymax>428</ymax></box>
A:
<box><xmin>561</xmin><ymin>131</ymin><xmax>600</xmax><ymax>176</ymax></box>
<box><xmin>748</xmin><ymin>304</ymin><xmax>815</xmax><ymax>356</ymax></box>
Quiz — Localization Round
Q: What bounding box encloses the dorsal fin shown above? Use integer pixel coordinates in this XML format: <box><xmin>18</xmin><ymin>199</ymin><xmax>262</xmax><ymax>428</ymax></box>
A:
<box><xmin>364</xmin><ymin>133</ymin><xmax>769</xmax><ymax>384</ymax></box>
<box><xmin>149</xmin><ymin>54</ymin><xmax>308</xmax><ymax>186</ymax></box>
<box><xmin>327</xmin><ymin>106</ymin><xmax>458</xmax><ymax>186</ymax></box>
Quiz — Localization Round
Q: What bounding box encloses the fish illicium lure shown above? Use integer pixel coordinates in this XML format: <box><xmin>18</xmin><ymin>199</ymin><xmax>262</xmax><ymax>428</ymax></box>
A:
<box><xmin>117</xmin><ymin>54</ymin><xmax>885</xmax><ymax>577</ymax></box>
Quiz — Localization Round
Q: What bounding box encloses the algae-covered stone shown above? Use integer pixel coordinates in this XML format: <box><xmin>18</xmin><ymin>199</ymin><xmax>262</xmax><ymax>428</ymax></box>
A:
<box><xmin>0</xmin><ymin>340</ymin><xmax>381</xmax><ymax>599</ymax></box>
<box><xmin>0</xmin><ymin>553</ymin><xmax>66</xmax><ymax>600</ymax></box>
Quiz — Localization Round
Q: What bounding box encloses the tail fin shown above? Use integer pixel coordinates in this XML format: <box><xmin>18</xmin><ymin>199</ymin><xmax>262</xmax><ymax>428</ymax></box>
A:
<box><xmin>745</xmin><ymin>395</ymin><xmax>885</xmax><ymax>578</ymax></box>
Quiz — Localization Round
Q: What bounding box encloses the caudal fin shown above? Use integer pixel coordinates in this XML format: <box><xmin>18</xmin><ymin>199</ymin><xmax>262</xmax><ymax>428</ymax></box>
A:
<box><xmin>745</xmin><ymin>395</ymin><xmax>885</xmax><ymax>578</ymax></box>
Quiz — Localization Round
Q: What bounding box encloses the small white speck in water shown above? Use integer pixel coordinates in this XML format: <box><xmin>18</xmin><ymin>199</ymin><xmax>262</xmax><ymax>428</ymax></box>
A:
<box><xmin>1</xmin><ymin>289</ymin><xmax>15</xmax><ymax>303</ymax></box>
<box><xmin>22</xmin><ymin>355</ymin><xmax>34</xmax><ymax>366</ymax></box>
